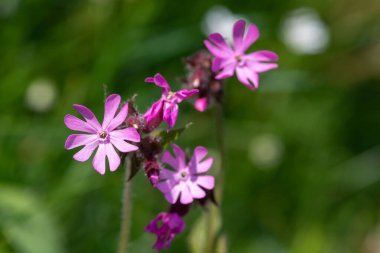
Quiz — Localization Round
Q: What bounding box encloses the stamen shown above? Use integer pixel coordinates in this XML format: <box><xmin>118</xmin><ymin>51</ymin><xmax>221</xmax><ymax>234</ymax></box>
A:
<box><xmin>167</xmin><ymin>91</ymin><xmax>176</xmax><ymax>100</ymax></box>
<box><xmin>99</xmin><ymin>130</ymin><xmax>107</xmax><ymax>139</ymax></box>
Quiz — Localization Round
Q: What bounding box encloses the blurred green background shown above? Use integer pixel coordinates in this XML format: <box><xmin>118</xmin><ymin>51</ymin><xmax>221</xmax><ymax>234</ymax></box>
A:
<box><xmin>1</xmin><ymin>0</ymin><xmax>380</xmax><ymax>252</ymax></box>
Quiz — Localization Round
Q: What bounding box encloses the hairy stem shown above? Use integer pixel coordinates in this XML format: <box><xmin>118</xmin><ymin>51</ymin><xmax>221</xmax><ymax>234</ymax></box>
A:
<box><xmin>117</xmin><ymin>158</ymin><xmax>133</xmax><ymax>253</ymax></box>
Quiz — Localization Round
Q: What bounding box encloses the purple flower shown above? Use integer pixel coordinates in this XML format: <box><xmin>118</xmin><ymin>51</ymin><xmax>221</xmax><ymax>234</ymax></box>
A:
<box><xmin>157</xmin><ymin>144</ymin><xmax>215</xmax><ymax>204</ymax></box>
<box><xmin>64</xmin><ymin>94</ymin><xmax>141</xmax><ymax>174</ymax></box>
<box><xmin>144</xmin><ymin>73</ymin><xmax>198</xmax><ymax>131</ymax></box>
<box><xmin>204</xmin><ymin>19</ymin><xmax>279</xmax><ymax>90</ymax></box>
<box><xmin>145</xmin><ymin>212</ymin><xmax>185</xmax><ymax>252</ymax></box>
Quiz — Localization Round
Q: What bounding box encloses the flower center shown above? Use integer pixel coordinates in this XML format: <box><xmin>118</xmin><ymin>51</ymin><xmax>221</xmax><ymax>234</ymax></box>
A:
<box><xmin>236</xmin><ymin>55</ymin><xmax>243</xmax><ymax>62</ymax></box>
<box><xmin>235</xmin><ymin>54</ymin><xmax>248</xmax><ymax>67</ymax></box>
<box><xmin>179</xmin><ymin>170</ymin><xmax>188</xmax><ymax>181</ymax></box>
<box><xmin>99</xmin><ymin>130</ymin><xmax>108</xmax><ymax>139</ymax></box>
<box><xmin>166</xmin><ymin>91</ymin><xmax>176</xmax><ymax>100</ymax></box>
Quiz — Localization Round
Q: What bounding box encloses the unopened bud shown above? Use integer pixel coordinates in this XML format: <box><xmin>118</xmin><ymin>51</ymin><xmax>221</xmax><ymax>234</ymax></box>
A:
<box><xmin>144</xmin><ymin>160</ymin><xmax>160</xmax><ymax>187</ymax></box>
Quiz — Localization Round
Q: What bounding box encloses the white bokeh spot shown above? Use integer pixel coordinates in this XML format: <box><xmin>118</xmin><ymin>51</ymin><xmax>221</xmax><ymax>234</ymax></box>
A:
<box><xmin>281</xmin><ymin>8</ymin><xmax>330</xmax><ymax>55</ymax></box>
<box><xmin>25</xmin><ymin>78</ymin><xmax>57</xmax><ymax>113</ymax></box>
<box><xmin>202</xmin><ymin>5</ymin><xmax>245</xmax><ymax>44</ymax></box>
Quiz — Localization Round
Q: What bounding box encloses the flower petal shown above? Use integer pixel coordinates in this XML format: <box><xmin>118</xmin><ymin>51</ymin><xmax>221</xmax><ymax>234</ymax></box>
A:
<box><xmin>145</xmin><ymin>77</ymin><xmax>155</xmax><ymax>83</ymax></box>
<box><xmin>65</xmin><ymin>134</ymin><xmax>97</xmax><ymax>150</ymax></box>
<box><xmin>172</xmin><ymin>144</ymin><xmax>186</xmax><ymax>170</ymax></box>
<box><xmin>219</xmin><ymin>57</ymin><xmax>237</xmax><ymax>69</ymax></box>
<box><xmin>162</xmin><ymin>151</ymin><xmax>179</xmax><ymax>170</ymax></box>
<box><xmin>73</xmin><ymin>104</ymin><xmax>101</xmax><ymax>130</ymax></box>
<box><xmin>160</xmin><ymin>168</ymin><xmax>176</xmax><ymax>181</ymax></box>
<box><xmin>190</xmin><ymin>146</ymin><xmax>208</xmax><ymax>163</ymax></box>
<box><xmin>73</xmin><ymin>140</ymin><xmax>99</xmax><ymax>162</ymax></box>
<box><xmin>154</xmin><ymin>73</ymin><xmax>170</xmax><ymax>92</ymax></box>
<box><xmin>204</xmin><ymin>39</ymin><xmax>232</xmax><ymax>58</ymax></box>
<box><xmin>107</xmin><ymin>102</ymin><xmax>128</xmax><ymax>131</ymax></box>
<box><xmin>189</xmin><ymin>158</ymin><xmax>213</xmax><ymax>174</ymax></box>
<box><xmin>157</xmin><ymin>170</ymin><xmax>176</xmax><ymax>186</ymax></box>
<box><xmin>179</xmin><ymin>183</ymin><xmax>193</xmax><ymax>204</ymax></box>
<box><xmin>215</xmin><ymin>63</ymin><xmax>236</xmax><ymax>79</ymax></box>
<box><xmin>211</xmin><ymin>57</ymin><xmax>223</xmax><ymax>72</ymax></box>
<box><xmin>106</xmin><ymin>144</ymin><xmax>120</xmax><ymax>172</ymax></box>
<box><xmin>188</xmin><ymin>182</ymin><xmax>206</xmax><ymax>199</ymax></box>
<box><xmin>144</xmin><ymin>99</ymin><xmax>164</xmax><ymax>118</ymax></box>
<box><xmin>110</xmin><ymin>128</ymin><xmax>140</xmax><ymax>142</ymax></box>
<box><xmin>241</xmin><ymin>23</ymin><xmax>260</xmax><ymax>52</ymax></box>
<box><xmin>144</xmin><ymin>99</ymin><xmax>165</xmax><ymax>131</ymax></box>
<box><xmin>189</xmin><ymin>146</ymin><xmax>214</xmax><ymax>174</ymax></box>
<box><xmin>110</xmin><ymin>137</ymin><xmax>139</xmax><ymax>153</ymax></box>
<box><xmin>208</xmin><ymin>33</ymin><xmax>232</xmax><ymax>52</ymax></box>
<box><xmin>250</xmin><ymin>62</ymin><xmax>278</xmax><ymax>73</ymax></box>
<box><xmin>195</xmin><ymin>175</ymin><xmax>215</xmax><ymax>190</ymax></box>
<box><xmin>145</xmin><ymin>73</ymin><xmax>170</xmax><ymax>95</ymax></box>
<box><xmin>102</xmin><ymin>94</ymin><xmax>121</xmax><ymax>129</ymax></box>
<box><xmin>163</xmin><ymin>103</ymin><xmax>178</xmax><ymax>129</ymax></box>
<box><xmin>64</xmin><ymin>114</ymin><xmax>96</xmax><ymax>133</ymax></box>
<box><xmin>92</xmin><ymin>144</ymin><xmax>106</xmax><ymax>175</ymax></box>
<box><xmin>247</xmin><ymin>50</ymin><xmax>278</xmax><ymax>62</ymax></box>
<box><xmin>164</xmin><ymin>183</ymin><xmax>181</xmax><ymax>204</ymax></box>
<box><xmin>236</xmin><ymin>67</ymin><xmax>259</xmax><ymax>90</ymax></box>
<box><xmin>233</xmin><ymin>20</ymin><xmax>246</xmax><ymax>53</ymax></box>
<box><xmin>196</xmin><ymin>158</ymin><xmax>214</xmax><ymax>173</ymax></box>
<box><xmin>175</xmin><ymin>89</ymin><xmax>198</xmax><ymax>103</ymax></box>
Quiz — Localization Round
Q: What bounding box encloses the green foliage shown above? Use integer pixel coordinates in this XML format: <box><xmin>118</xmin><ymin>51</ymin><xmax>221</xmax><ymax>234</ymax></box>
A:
<box><xmin>0</xmin><ymin>186</ymin><xmax>65</xmax><ymax>253</ymax></box>
<box><xmin>153</xmin><ymin>123</ymin><xmax>193</xmax><ymax>150</ymax></box>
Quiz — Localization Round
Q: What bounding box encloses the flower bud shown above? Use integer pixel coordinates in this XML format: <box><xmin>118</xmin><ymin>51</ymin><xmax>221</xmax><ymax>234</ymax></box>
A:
<box><xmin>144</xmin><ymin>160</ymin><xmax>160</xmax><ymax>187</ymax></box>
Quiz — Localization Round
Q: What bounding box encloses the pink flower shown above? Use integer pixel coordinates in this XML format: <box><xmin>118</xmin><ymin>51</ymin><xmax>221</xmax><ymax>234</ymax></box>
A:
<box><xmin>145</xmin><ymin>212</ymin><xmax>185</xmax><ymax>252</ymax></box>
<box><xmin>64</xmin><ymin>94</ymin><xmax>140</xmax><ymax>174</ymax></box>
<box><xmin>157</xmin><ymin>144</ymin><xmax>215</xmax><ymax>204</ymax></box>
<box><xmin>144</xmin><ymin>73</ymin><xmax>198</xmax><ymax>131</ymax></box>
<box><xmin>204</xmin><ymin>19</ymin><xmax>279</xmax><ymax>90</ymax></box>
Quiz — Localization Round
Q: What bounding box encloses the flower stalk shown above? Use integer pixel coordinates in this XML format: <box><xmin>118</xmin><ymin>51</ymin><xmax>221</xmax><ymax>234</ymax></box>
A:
<box><xmin>117</xmin><ymin>157</ymin><xmax>133</xmax><ymax>253</ymax></box>
<box><xmin>204</xmin><ymin>100</ymin><xmax>227</xmax><ymax>253</ymax></box>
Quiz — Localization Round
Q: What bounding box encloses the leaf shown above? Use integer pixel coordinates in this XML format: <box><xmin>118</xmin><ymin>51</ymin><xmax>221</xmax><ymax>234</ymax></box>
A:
<box><xmin>152</xmin><ymin>122</ymin><xmax>193</xmax><ymax>149</ymax></box>
<box><xmin>127</xmin><ymin>153</ymin><xmax>142</xmax><ymax>181</ymax></box>
<box><xmin>0</xmin><ymin>185</ymin><xmax>65</xmax><ymax>253</ymax></box>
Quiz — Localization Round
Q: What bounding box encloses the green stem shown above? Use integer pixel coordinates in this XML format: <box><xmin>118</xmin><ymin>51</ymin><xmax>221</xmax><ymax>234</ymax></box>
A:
<box><xmin>215</xmin><ymin>101</ymin><xmax>226</xmax><ymax>201</ymax></box>
<box><xmin>204</xmin><ymin>101</ymin><xmax>227</xmax><ymax>253</ymax></box>
<box><xmin>117</xmin><ymin>158</ymin><xmax>133</xmax><ymax>253</ymax></box>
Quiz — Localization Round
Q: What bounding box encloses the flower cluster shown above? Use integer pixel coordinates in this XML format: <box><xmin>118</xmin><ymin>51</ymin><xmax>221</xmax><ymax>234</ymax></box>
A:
<box><xmin>64</xmin><ymin>19</ymin><xmax>277</xmax><ymax>252</ymax></box>
<box><xmin>64</xmin><ymin>74</ymin><xmax>213</xmax><ymax>251</ymax></box>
